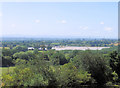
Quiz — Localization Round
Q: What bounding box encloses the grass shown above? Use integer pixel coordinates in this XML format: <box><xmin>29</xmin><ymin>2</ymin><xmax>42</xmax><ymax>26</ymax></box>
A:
<box><xmin>0</xmin><ymin>67</ymin><xmax>15</xmax><ymax>87</ymax></box>
<box><xmin>38</xmin><ymin>51</ymin><xmax>44</xmax><ymax>52</ymax></box>
<box><xmin>0</xmin><ymin>67</ymin><xmax>15</xmax><ymax>77</ymax></box>
<box><xmin>51</xmin><ymin>43</ymin><xmax>60</xmax><ymax>45</ymax></box>
<box><xmin>0</xmin><ymin>47</ymin><xmax>10</xmax><ymax>49</ymax></box>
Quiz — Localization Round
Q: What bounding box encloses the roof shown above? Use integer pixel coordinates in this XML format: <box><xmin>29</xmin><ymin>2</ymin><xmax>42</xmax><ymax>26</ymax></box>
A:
<box><xmin>28</xmin><ymin>47</ymin><xmax>34</xmax><ymax>49</ymax></box>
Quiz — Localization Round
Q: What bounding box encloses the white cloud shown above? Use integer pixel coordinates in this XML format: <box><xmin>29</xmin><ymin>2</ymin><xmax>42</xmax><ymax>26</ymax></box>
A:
<box><xmin>79</xmin><ymin>26</ymin><xmax>88</xmax><ymax>30</ymax></box>
<box><xmin>100</xmin><ymin>21</ymin><xmax>104</xmax><ymax>25</ymax></box>
<box><xmin>104</xmin><ymin>27</ymin><xmax>112</xmax><ymax>31</ymax></box>
<box><xmin>60</xmin><ymin>20</ymin><xmax>67</xmax><ymax>24</ymax></box>
<box><xmin>11</xmin><ymin>24</ymin><xmax>16</xmax><ymax>28</ymax></box>
<box><xmin>35</xmin><ymin>19</ymin><xmax>40</xmax><ymax>23</ymax></box>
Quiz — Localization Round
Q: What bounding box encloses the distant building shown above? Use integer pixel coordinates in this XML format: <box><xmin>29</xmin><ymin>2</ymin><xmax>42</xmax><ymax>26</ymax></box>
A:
<box><xmin>38</xmin><ymin>47</ymin><xmax>42</xmax><ymax>50</ymax></box>
<box><xmin>38</xmin><ymin>47</ymin><xmax>48</xmax><ymax>51</ymax></box>
<box><xmin>45</xmin><ymin>48</ymin><xmax>47</xmax><ymax>51</ymax></box>
<box><xmin>28</xmin><ymin>47</ymin><xmax>34</xmax><ymax>50</ymax></box>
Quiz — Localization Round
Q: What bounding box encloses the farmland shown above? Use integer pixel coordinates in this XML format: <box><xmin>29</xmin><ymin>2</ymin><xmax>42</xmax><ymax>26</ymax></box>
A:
<box><xmin>52</xmin><ymin>46</ymin><xmax>110</xmax><ymax>50</ymax></box>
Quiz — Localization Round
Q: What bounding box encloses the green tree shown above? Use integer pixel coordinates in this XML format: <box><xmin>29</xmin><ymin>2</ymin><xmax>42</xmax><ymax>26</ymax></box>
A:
<box><xmin>55</xmin><ymin>63</ymin><xmax>91</xmax><ymax>87</ymax></box>
<box><xmin>33</xmin><ymin>49</ymin><xmax>38</xmax><ymax>54</ymax></box>
<box><xmin>2</xmin><ymin>58</ymin><xmax>57</xmax><ymax>86</ymax></box>
<box><xmin>2</xmin><ymin>56</ymin><xmax>14</xmax><ymax>67</ymax></box>
<box><xmin>110</xmin><ymin>51</ymin><xmax>120</xmax><ymax>82</ymax></box>
<box><xmin>13</xmin><ymin>46</ymin><xmax>28</xmax><ymax>52</ymax></box>
<box><xmin>51</xmin><ymin>52</ymin><xmax>68</xmax><ymax>65</ymax></box>
<box><xmin>78</xmin><ymin>50</ymin><xmax>111</xmax><ymax>85</ymax></box>
<box><xmin>13</xmin><ymin>51</ymin><xmax>35</xmax><ymax>60</ymax></box>
<box><xmin>47</xmin><ymin>45</ymin><xmax>52</xmax><ymax>50</ymax></box>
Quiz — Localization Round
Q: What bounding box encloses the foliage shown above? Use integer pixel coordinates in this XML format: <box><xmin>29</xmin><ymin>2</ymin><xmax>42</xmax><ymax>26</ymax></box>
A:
<box><xmin>50</xmin><ymin>51</ymin><xmax>68</xmax><ymax>65</ymax></box>
<box><xmin>55</xmin><ymin>63</ymin><xmax>92</xmax><ymax>87</ymax></box>
<box><xmin>110</xmin><ymin>51</ymin><xmax>120</xmax><ymax>82</ymax></box>
<box><xmin>2</xmin><ymin>58</ymin><xmax>56</xmax><ymax>86</ymax></box>
<box><xmin>1</xmin><ymin>38</ymin><xmax>119</xmax><ymax>87</ymax></box>
<box><xmin>2</xmin><ymin>56</ymin><xmax>14</xmax><ymax>67</ymax></box>
<box><xmin>76</xmin><ymin>51</ymin><xmax>112</xmax><ymax>85</ymax></box>
<box><xmin>13</xmin><ymin>51</ymin><xmax>35</xmax><ymax>60</ymax></box>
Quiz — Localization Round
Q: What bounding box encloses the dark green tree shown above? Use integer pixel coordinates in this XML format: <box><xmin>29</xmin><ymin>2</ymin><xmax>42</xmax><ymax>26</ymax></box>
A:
<box><xmin>78</xmin><ymin>51</ymin><xmax>111</xmax><ymax>86</ymax></box>
<box><xmin>110</xmin><ymin>51</ymin><xmax>120</xmax><ymax>82</ymax></box>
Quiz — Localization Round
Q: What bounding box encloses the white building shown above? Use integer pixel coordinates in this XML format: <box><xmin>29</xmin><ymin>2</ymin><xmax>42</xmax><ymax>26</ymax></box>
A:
<box><xmin>38</xmin><ymin>47</ymin><xmax>42</xmax><ymax>50</ymax></box>
<box><xmin>45</xmin><ymin>48</ymin><xmax>47</xmax><ymax>50</ymax></box>
<box><xmin>28</xmin><ymin>47</ymin><xmax>34</xmax><ymax>50</ymax></box>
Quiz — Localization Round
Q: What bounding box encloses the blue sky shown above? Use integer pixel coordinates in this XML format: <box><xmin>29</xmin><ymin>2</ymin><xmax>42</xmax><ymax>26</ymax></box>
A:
<box><xmin>2</xmin><ymin>2</ymin><xmax>118</xmax><ymax>38</ymax></box>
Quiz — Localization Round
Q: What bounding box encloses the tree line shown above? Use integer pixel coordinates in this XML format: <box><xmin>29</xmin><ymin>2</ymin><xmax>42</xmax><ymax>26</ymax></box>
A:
<box><xmin>1</xmin><ymin>39</ymin><xmax>120</xmax><ymax>87</ymax></box>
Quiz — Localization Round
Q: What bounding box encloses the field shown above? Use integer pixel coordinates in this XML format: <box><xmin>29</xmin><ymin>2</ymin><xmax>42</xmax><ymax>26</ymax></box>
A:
<box><xmin>0</xmin><ymin>67</ymin><xmax>15</xmax><ymax>78</ymax></box>
<box><xmin>0</xmin><ymin>47</ymin><xmax>10</xmax><ymax>49</ymax></box>
<box><xmin>52</xmin><ymin>46</ymin><xmax>110</xmax><ymax>50</ymax></box>
<box><xmin>0</xmin><ymin>67</ymin><xmax>15</xmax><ymax>87</ymax></box>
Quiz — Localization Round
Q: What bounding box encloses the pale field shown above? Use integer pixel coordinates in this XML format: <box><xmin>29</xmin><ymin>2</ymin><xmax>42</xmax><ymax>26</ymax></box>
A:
<box><xmin>52</xmin><ymin>46</ymin><xmax>110</xmax><ymax>50</ymax></box>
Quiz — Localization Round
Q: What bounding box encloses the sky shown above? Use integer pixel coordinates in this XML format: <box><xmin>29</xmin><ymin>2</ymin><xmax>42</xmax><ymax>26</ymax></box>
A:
<box><xmin>1</xmin><ymin>2</ymin><xmax>118</xmax><ymax>38</ymax></box>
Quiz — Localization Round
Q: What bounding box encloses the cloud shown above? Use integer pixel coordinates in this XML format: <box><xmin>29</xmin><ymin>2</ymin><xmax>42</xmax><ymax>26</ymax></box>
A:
<box><xmin>11</xmin><ymin>24</ymin><xmax>16</xmax><ymax>28</ymax></box>
<box><xmin>59</xmin><ymin>20</ymin><xmax>67</xmax><ymax>24</ymax></box>
<box><xmin>104</xmin><ymin>27</ymin><xmax>112</xmax><ymax>31</ymax></box>
<box><xmin>100</xmin><ymin>21</ymin><xmax>104</xmax><ymax>25</ymax></box>
<box><xmin>35</xmin><ymin>19</ymin><xmax>40</xmax><ymax>23</ymax></box>
<box><xmin>79</xmin><ymin>26</ymin><xmax>88</xmax><ymax>30</ymax></box>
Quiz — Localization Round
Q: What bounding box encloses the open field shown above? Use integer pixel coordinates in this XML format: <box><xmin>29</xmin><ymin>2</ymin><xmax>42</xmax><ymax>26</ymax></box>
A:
<box><xmin>0</xmin><ymin>47</ymin><xmax>10</xmax><ymax>49</ymax></box>
<box><xmin>52</xmin><ymin>46</ymin><xmax>110</xmax><ymax>50</ymax></box>
<box><xmin>0</xmin><ymin>67</ymin><xmax>15</xmax><ymax>87</ymax></box>
<box><xmin>0</xmin><ymin>67</ymin><xmax>15</xmax><ymax>77</ymax></box>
